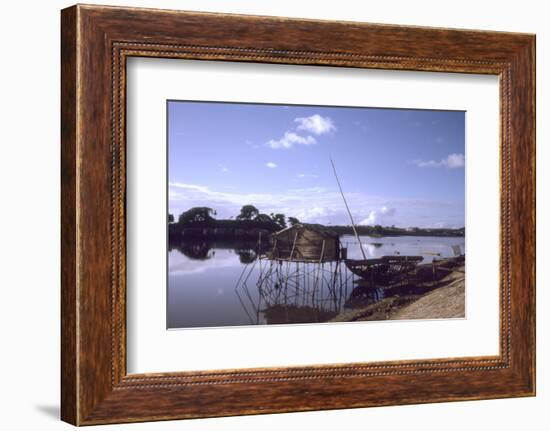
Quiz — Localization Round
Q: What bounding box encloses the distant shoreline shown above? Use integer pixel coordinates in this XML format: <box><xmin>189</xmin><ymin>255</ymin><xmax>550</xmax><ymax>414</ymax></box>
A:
<box><xmin>168</xmin><ymin>220</ymin><xmax>464</xmax><ymax>241</ymax></box>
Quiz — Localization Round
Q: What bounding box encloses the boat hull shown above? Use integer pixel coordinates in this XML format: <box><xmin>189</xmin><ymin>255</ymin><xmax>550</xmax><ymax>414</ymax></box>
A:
<box><xmin>345</xmin><ymin>255</ymin><xmax>423</xmax><ymax>284</ymax></box>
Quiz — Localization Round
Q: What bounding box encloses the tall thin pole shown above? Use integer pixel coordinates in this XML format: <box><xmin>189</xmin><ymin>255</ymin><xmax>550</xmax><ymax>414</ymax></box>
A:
<box><xmin>330</xmin><ymin>157</ymin><xmax>367</xmax><ymax>260</ymax></box>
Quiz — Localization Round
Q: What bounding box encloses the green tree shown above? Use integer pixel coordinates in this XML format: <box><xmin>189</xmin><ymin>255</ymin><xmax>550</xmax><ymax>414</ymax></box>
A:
<box><xmin>168</xmin><ymin>213</ymin><xmax>174</xmax><ymax>223</ymax></box>
<box><xmin>236</xmin><ymin>205</ymin><xmax>260</xmax><ymax>221</ymax></box>
<box><xmin>287</xmin><ymin>216</ymin><xmax>300</xmax><ymax>226</ymax></box>
<box><xmin>178</xmin><ymin>207</ymin><xmax>215</xmax><ymax>224</ymax></box>
<box><xmin>373</xmin><ymin>224</ymin><xmax>383</xmax><ymax>235</ymax></box>
<box><xmin>270</xmin><ymin>213</ymin><xmax>287</xmax><ymax>229</ymax></box>
<box><xmin>255</xmin><ymin>213</ymin><xmax>273</xmax><ymax>224</ymax></box>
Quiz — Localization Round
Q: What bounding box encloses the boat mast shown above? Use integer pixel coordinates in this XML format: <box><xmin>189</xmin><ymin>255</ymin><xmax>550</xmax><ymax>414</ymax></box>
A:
<box><xmin>330</xmin><ymin>157</ymin><xmax>368</xmax><ymax>260</ymax></box>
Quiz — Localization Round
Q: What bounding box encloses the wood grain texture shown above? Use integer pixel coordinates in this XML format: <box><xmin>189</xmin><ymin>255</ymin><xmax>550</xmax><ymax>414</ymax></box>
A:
<box><xmin>60</xmin><ymin>5</ymin><xmax>78</xmax><ymax>425</ymax></box>
<box><xmin>60</xmin><ymin>4</ymin><xmax>536</xmax><ymax>425</ymax></box>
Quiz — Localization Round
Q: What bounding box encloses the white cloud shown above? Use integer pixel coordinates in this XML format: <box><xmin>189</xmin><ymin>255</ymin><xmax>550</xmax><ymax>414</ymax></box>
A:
<box><xmin>294</xmin><ymin>207</ymin><xmax>328</xmax><ymax>222</ymax></box>
<box><xmin>445</xmin><ymin>153</ymin><xmax>465</xmax><ymax>168</ymax></box>
<box><xmin>414</xmin><ymin>159</ymin><xmax>440</xmax><ymax>168</ymax></box>
<box><xmin>427</xmin><ymin>221</ymin><xmax>461</xmax><ymax>229</ymax></box>
<box><xmin>221</xmin><ymin>167</ymin><xmax>229</xmax><ymax>173</ymax></box>
<box><xmin>297</xmin><ymin>173</ymin><xmax>319</xmax><ymax>178</ymax></box>
<box><xmin>359</xmin><ymin>206</ymin><xmax>397</xmax><ymax>226</ymax></box>
<box><xmin>266</xmin><ymin>114</ymin><xmax>334</xmax><ymax>150</ymax></box>
<box><xmin>266</xmin><ymin>162</ymin><xmax>278</xmax><ymax>169</ymax></box>
<box><xmin>168</xmin><ymin>182</ymin><xmax>463</xmax><ymax>228</ymax></box>
<box><xmin>170</xmin><ymin>182</ymin><xmax>210</xmax><ymax>194</ymax></box>
<box><xmin>412</xmin><ymin>153</ymin><xmax>465</xmax><ymax>169</ymax></box>
<box><xmin>169</xmin><ymin>182</ymin><xmax>362</xmax><ymax>225</ymax></box>
<box><xmin>267</xmin><ymin>131</ymin><xmax>316</xmax><ymax>149</ymax></box>
<box><xmin>169</xmin><ymin>248</ymin><xmax>241</xmax><ymax>275</ymax></box>
<box><xmin>295</xmin><ymin>114</ymin><xmax>336</xmax><ymax>135</ymax></box>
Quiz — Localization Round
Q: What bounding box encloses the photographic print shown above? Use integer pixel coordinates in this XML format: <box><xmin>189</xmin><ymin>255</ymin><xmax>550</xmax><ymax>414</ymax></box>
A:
<box><xmin>167</xmin><ymin>101</ymin><xmax>465</xmax><ymax>329</ymax></box>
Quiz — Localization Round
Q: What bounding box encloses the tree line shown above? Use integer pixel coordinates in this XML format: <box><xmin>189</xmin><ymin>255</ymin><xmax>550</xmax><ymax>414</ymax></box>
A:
<box><xmin>168</xmin><ymin>206</ymin><xmax>465</xmax><ymax>238</ymax></box>
<box><xmin>169</xmin><ymin>205</ymin><xmax>300</xmax><ymax>230</ymax></box>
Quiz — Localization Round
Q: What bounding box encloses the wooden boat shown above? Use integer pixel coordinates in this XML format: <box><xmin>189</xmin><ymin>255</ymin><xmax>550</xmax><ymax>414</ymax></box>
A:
<box><xmin>345</xmin><ymin>255</ymin><xmax>423</xmax><ymax>284</ymax></box>
<box><xmin>329</xmin><ymin>158</ymin><xmax>423</xmax><ymax>285</ymax></box>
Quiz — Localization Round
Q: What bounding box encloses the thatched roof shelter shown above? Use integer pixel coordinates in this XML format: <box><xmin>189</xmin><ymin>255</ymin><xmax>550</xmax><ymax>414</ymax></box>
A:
<box><xmin>268</xmin><ymin>223</ymin><xmax>340</xmax><ymax>262</ymax></box>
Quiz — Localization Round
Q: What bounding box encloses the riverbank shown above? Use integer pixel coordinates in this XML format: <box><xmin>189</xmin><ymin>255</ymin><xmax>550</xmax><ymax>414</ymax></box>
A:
<box><xmin>169</xmin><ymin>220</ymin><xmax>465</xmax><ymax>241</ymax></box>
<box><xmin>391</xmin><ymin>274</ymin><xmax>465</xmax><ymax>319</ymax></box>
<box><xmin>331</xmin><ymin>265</ymin><xmax>465</xmax><ymax>322</ymax></box>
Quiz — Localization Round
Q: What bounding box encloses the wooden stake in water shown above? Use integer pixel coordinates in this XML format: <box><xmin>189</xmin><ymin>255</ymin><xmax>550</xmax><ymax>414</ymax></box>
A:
<box><xmin>330</xmin><ymin>157</ymin><xmax>368</xmax><ymax>261</ymax></box>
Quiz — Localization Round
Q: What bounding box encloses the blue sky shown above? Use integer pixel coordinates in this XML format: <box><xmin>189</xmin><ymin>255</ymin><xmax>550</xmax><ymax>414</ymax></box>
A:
<box><xmin>168</xmin><ymin>101</ymin><xmax>465</xmax><ymax>228</ymax></box>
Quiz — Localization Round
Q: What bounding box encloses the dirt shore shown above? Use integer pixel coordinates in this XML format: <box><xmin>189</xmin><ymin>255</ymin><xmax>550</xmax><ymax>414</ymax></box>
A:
<box><xmin>391</xmin><ymin>274</ymin><xmax>464</xmax><ymax>320</ymax></box>
<box><xmin>330</xmin><ymin>266</ymin><xmax>465</xmax><ymax>322</ymax></box>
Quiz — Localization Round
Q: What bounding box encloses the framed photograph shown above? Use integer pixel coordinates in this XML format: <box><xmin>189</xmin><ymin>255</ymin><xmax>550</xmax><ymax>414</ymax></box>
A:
<box><xmin>61</xmin><ymin>4</ymin><xmax>536</xmax><ymax>425</ymax></box>
<box><xmin>165</xmin><ymin>100</ymin><xmax>466</xmax><ymax>330</ymax></box>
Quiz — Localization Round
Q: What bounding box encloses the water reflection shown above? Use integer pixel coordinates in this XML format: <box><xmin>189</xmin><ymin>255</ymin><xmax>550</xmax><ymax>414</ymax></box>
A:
<box><xmin>236</xmin><ymin>258</ymin><xmax>354</xmax><ymax>325</ymax></box>
<box><xmin>167</xmin><ymin>235</ymin><xmax>464</xmax><ymax>329</ymax></box>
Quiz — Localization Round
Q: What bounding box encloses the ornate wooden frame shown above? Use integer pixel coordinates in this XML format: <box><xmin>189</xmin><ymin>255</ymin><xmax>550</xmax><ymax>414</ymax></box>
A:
<box><xmin>61</xmin><ymin>4</ymin><xmax>536</xmax><ymax>425</ymax></box>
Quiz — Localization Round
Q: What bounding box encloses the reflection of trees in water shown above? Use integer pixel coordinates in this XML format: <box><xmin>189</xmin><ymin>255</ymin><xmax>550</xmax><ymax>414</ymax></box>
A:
<box><xmin>236</xmin><ymin>249</ymin><xmax>258</xmax><ymax>264</ymax></box>
<box><xmin>169</xmin><ymin>239</ymin><xmax>268</xmax><ymax>262</ymax></box>
<box><xmin>171</xmin><ymin>241</ymin><xmax>213</xmax><ymax>261</ymax></box>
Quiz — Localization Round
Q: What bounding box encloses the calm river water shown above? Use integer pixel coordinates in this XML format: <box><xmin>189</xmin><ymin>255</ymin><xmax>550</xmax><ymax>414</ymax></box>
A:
<box><xmin>167</xmin><ymin>235</ymin><xmax>465</xmax><ymax>329</ymax></box>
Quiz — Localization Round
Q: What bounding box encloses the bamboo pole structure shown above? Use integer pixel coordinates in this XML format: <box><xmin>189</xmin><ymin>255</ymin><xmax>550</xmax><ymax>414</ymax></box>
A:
<box><xmin>330</xmin><ymin>157</ymin><xmax>368</xmax><ymax>260</ymax></box>
<box><xmin>284</xmin><ymin>231</ymin><xmax>299</xmax><ymax>289</ymax></box>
